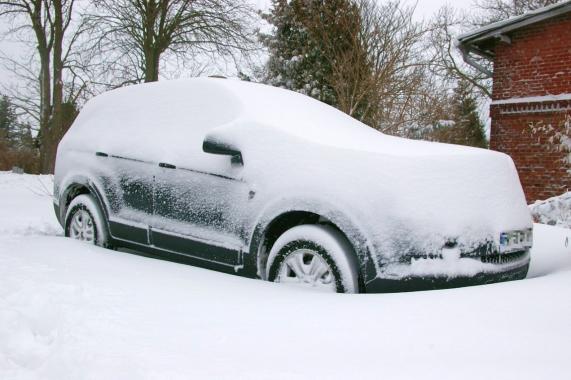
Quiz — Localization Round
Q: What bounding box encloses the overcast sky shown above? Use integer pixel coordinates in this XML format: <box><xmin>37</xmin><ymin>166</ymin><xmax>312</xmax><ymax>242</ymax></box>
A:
<box><xmin>255</xmin><ymin>0</ymin><xmax>475</xmax><ymax>20</ymax></box>
<box><xmin>0</xmin><ymin>0</ymin><xmax>478</xmax><ymax>93</ymax></box>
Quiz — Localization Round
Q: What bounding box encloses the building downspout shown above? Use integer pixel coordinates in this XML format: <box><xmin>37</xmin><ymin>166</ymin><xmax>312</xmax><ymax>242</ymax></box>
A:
<box><xmin>459</xmin><ymin>45</ymin><xmax>493</xmax><ymax>77</ymax></box>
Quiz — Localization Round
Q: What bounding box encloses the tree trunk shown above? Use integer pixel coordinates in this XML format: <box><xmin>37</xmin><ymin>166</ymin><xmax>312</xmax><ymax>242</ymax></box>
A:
<box><xmin>144</xmin><ymin>49</ymin><xmax>160</xmax><ymax>82</ymax></box>
<box><xmin>1</xmin><ymin>0</ymin><xmax>83</xmax><ymax>173</ymax></box>
<box><xmin>143</xmin><ymin>0</ymin><xmax>160</xmax><ymax>82</ymax></box>
<box><xmin>37</xmin><ymin>50</ymin><xmax>53</xmax><ymax>173</ymax></box>
<box><xmin>30</xmin><ymin>0</ymin><xmax>53</xmax><ymax>174</ymax></box>
<box><xmin>44</xmin><ymin>0</ymin><xmax>65</xmax><ymax>174</ymax></box>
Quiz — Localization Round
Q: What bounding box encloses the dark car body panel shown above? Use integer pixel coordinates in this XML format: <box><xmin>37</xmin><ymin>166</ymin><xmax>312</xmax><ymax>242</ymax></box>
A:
<box><xmin>151</xmin><ymin>229</ymin><xmax>241</xmax><ymax>266</ymax></box>
<box><xmin>54</xmin><ymin>178</ymin><xmax>531</xmax><ymax>293</ymax></box>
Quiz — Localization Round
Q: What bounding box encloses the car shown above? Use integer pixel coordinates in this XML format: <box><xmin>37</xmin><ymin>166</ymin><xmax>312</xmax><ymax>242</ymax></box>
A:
<box><xmin>53</xmin><ymin>77</ymin><xmax>533</xmax><ymax>293</ymax></box>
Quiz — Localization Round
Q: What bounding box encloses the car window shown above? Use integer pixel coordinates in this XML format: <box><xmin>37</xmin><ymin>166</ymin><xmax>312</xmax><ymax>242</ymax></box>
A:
<box><xmin>66</xmin><ymin>80</ymin><xmax>242</xmax><ymax>170</ymax></box>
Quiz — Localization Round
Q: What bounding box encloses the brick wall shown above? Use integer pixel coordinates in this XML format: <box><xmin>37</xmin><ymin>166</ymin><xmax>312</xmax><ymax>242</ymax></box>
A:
<box><xmin>492</xmin><ymin>13</ymin><xmax>571</xmax><ymax>100</ymax></box>
<box><xmin>490</xmin><ymin>13</ymin><xmax>571</xmax><ymax>203</ymax></box>
<box><xmin>490</xmin><ymin>102</ymin><xmax>571</xmax><ymax>203</ymax></box>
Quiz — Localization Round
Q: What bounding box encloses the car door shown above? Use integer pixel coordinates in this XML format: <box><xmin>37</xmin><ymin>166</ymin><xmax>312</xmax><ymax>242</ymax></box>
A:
<box><xmin>151</xmin><ymin>153</ymin><xmax>251</xmax><ymax>267</ymax></box>
<box><xmin>94</xmin><ymin>151</ymin><xmax>155</xmax><ymax>246</ymax></box>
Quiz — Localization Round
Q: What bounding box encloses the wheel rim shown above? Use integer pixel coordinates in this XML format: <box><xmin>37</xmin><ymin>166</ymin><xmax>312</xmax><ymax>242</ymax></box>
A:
<box><xmin>69</xmin><ymin>209</ymin><xmax>96</xmax><ymax>243</ymax></box>
<box><xmin>277</xmin><ymin>249</ymin><xmax>336</xmax><ymax>292</ymax></box>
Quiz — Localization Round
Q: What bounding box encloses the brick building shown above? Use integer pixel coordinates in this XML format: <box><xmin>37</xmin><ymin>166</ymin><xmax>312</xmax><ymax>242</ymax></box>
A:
<box><xmin>458</xmin><ymin>2</ymin><xmax>571</xmax><ymax>203</ymax></box>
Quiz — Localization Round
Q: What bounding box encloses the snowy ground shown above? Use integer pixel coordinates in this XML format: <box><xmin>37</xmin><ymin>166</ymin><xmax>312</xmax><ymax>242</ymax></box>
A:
<box><xmin>0</xmin><ymin>172</ymin><xmax>570</xmax><ymax>380</ymax></box>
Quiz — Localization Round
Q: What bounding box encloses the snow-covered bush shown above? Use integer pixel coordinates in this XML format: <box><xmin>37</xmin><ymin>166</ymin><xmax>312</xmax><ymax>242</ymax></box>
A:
<box><xmin>528</xmin><ymin>114</ymin><xmax>571</xmax><ymax>164</ymax></box>
<box><xmin>530</xmin><ymin>191</ymin><xmax>571</xmax><ymax>228</ymax></box>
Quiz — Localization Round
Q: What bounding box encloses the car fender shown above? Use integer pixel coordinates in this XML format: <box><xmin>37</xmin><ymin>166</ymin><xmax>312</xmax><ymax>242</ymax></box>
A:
<box><xmin>57</xmin><ymin>171</ymin><xmax>111</xmax><ymax>229</ymax></box>
<box><xmin>246</xmin><ymin>196</ymin><xmax>380</xmax><ymax>284</ymax></box>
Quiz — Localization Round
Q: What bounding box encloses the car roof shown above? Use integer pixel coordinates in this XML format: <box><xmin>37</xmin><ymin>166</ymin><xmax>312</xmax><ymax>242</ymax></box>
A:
<box><xmin>73</xmin><ymin>77</ymin><xmax>487</xmax><ymax>157</ymax></box>
<box><xmin>76</xmin><ymin>77</ymin><xmax>382</xmax><ymax>150</ymax></box>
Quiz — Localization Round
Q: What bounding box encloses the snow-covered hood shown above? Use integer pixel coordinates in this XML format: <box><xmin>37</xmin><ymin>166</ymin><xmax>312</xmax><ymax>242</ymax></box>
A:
<box><xmin>354</xmin><ymin>146</ymin><xmax>532</xmax><ymax>260</ymax></box>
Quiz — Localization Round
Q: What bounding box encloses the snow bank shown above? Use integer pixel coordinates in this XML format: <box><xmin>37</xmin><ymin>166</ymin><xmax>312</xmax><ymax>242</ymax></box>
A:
<box><xmin>530</xmin><ymin>191</ymin><xmax>571</xmax><ymax>228</ymax></box>
<box><xmin>1</xmin><ymin>173</ymin><xmax>571</xmax><ymax>379</ymax></box>
<box><xmin>528</xmin><ymin>223</ymin><xmax>571</xmax><ymax>278</ymax></box>
<box><xmin>0</xmin><ymin>172</ymin><xmax>61</xmax><ymax>236</ymax></box>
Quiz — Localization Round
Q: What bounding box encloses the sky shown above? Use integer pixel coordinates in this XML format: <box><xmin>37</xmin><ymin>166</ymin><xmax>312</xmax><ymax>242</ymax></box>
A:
<box><xmin>0</xmin><ymin>0</ymin><xmax>490</xmax><ymax>136</ymax></box>
<box><xmin>1</xmin><ymin>0</ymin><xmax>477</xmax><ymax>85</ymax></box>
<box><xmin>406</xmin><ymin>0</ymin><xmax>474</xmax><ymax>19</ymax></box>
<box><xmin>0</xmin><ymin>0</ymin><xmax>480</xmax><ymax>119</ymax></box>
<box><xmin>255</xmin><ymin>0</ymin><xmax>475</xmax><ymax>20</ymax></box>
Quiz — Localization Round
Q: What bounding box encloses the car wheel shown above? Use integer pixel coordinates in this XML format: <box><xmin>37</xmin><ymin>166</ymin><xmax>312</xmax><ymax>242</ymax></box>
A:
<box><xmin>266</xmin><ymin>224</ymin><xmax>359</xmax><ymax>293</ymax></box>
<box><xmin>65</xmin><ymin>194</ymin><xmax>109</xmax><ymax>247</ymax></box>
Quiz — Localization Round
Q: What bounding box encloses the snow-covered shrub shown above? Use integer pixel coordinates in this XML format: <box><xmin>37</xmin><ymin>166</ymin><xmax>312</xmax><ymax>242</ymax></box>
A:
<box><xmin>530</xmin><ymin>191</ymin><xmax>571</xmax><ymax>228</ymax></box>
<box><xmin>527</xmin><ymin>113</ymin><xmax>571</xmax><ymax>164</ymax></box>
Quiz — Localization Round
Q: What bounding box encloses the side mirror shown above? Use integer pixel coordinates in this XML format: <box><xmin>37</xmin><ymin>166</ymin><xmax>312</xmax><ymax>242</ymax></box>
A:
<box><xmin>202</xmin><ymin>136</ymin><xmax>243</xmax><ymax>165</ymax></box>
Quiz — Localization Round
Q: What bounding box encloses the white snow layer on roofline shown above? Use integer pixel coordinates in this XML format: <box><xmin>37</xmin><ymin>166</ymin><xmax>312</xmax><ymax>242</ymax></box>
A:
<box><xmin>491</xmin><ymin>93</ymin><xmax>571</xmax><ymax>105</ymax></box>
<box><xmin>457</xmin><ymin>1</ymin><xmax>571</xmax><ymax>41</ymax></box>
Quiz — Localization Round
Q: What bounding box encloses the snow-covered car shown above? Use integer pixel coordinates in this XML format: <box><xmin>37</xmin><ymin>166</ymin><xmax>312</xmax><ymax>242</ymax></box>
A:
<box><xmin>53</xmin><ymin>78</ymin><xmax>533</xmax><ymax>293</ymax></box>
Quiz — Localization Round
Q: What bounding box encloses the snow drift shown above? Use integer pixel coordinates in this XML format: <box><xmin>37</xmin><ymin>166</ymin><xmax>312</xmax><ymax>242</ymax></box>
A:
<box><xmin>1</xmin><ymin>172</ymin><xmax>570</xmax><ymax>379</ymax></box>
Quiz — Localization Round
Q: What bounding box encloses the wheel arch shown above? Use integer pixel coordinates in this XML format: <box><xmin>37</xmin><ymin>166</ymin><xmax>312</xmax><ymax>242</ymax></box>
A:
<box><xmin>246</xmin><ymin>204</ymin><xmax>378</xmax><ymax>291</ymax></box>
<box><xmin>57</xmin><ymin>175</ymin><xmax>110</xmax><ymax>231</ymax></box>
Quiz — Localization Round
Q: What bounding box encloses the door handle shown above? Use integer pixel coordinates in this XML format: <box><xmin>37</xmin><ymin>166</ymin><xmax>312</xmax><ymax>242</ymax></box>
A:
<box><xmin>159</xmin><ymin>162</ymin><xmax>176</xmax><ymax>169</ymax></box>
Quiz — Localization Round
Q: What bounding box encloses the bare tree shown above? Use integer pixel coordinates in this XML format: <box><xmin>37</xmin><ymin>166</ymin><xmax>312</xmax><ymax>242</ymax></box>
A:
<box><xmin>356</xmin><ymin>0</ymin><xmax>427</xmax><ymax>133</ymax></box>
<box><xmin>295</xmin><ymin>0</ymin><xmax>428</xmax><ymax>132</ymax></box>
<box><xmin>90</xmin><ymin>0</ymin><xmax>257</xmax><ymax>84</ymax></box>
<box><xmin>428</xmin><ymin>7</ymin><xmax>492</xmax><ymax>99</ymax></box>
<box><xmin>0</xmin><ymin>0</ymin><xmax>91</xmax><ymax>173</ymax></box>
<box><xmin>472</xmin><ymin>0</ymin><xmax>563</xmax><ymax>25</ymax></box>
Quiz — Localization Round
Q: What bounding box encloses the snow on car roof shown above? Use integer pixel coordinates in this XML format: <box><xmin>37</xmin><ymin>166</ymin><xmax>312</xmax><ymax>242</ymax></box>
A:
<box><xmin>71</xmin><ymin>77</ymin><xmax>488</xmax><ymax>158</ymax></box>
<box><xmin>214</xmin><ymin>78</ymin><xmax>496</xmax><ymax>156</ymax></box>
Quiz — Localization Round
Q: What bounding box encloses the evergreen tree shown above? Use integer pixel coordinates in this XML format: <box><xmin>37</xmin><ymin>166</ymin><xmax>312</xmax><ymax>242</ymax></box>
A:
<box><xmin>418</xmin><ymin>80</ymin><xmax>488</xmax><ymax>148</ymax></box>
<box><xmin>450</xmin><ymin>79</ymin><xmax>488</xmax><ymax>148</ymax></box>
<box><xmin>260</xmin><ymin>0</ymin><xmax>426</xmax><ymax>131</ymax></box>
<box><xmin>260</xmin><ymin>0</ymin><xmax>362</xmax><ymax>108</ymax></box>
<box><xmin>0</xmin><ymin>95</ymin><xmax>18</xmax><ymax>144</ymax></box>
<box><xmin>0</xmin><ymin>95</ymin><xmax>37</xmax><ymax>150</ymax></box>
<box><xmin>0</xmin><ymin>95</ymin><xmax>40</xmax><ymax>172</ymax></box>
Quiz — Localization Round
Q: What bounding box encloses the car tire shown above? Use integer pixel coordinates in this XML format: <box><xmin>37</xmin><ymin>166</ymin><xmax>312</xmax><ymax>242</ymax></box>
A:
<box><xmin>266</xmin><ymin>224</ymin><xmax>359</xmax><ymax>293</ymax></box>
<box><xmin>65</xmin><ymin>194</ymin><xmax>110</xmax><ymax>247</ymax></box>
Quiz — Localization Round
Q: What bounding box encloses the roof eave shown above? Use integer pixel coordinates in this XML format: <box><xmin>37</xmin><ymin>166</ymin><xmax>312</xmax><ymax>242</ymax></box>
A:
<box><xmin>456</xmin><ymin>1</ymin><xmax>571</xmax><ymax>75</ymax></box>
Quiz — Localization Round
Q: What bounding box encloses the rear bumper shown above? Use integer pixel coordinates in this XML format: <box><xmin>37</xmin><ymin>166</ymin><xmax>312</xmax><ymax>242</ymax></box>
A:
<box><xmin>364</xmin><ymin>253</ymin><xmax>530</xmax><ymax>293</ymax></box>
